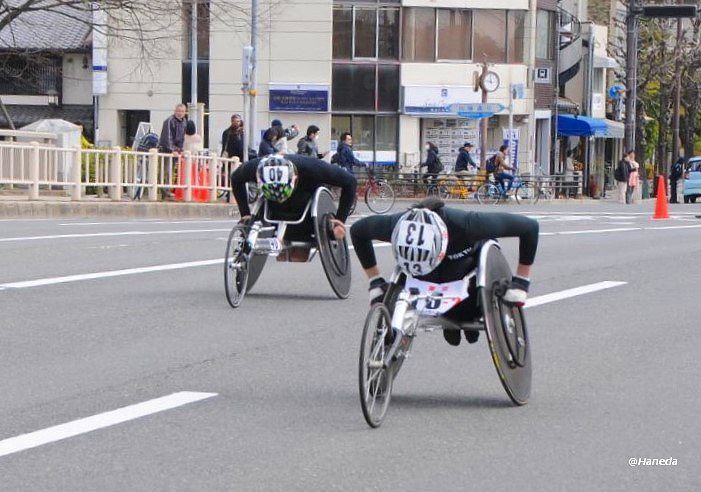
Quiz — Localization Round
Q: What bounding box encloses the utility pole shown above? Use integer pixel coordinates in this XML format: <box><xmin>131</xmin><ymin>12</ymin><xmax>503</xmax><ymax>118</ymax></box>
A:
<box><xmin>671</xmin><ymin>18</ymin><xmax>683</xmax><ymax>166</ymax></box>
<box><xmin>624</xmin><ymin>0</ymin><xmax>640</xmax><ymax>153</ymax></box>
<box><xmin>247</xmin><ymin>0</ymin><xmax>259</xmax><ymax>158</ymax></box>
<box><xmin>479</xmin><ymin>61</ymin><xmax>488</xmax><ymax>166</ymax></box>
<box><xmin>189</xmin><ymin>0</ymin><xmax>198</xmax><ymax>130</ymax></box>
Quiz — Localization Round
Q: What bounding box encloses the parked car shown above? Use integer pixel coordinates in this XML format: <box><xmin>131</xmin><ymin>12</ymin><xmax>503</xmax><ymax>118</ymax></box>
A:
<box><xmin>683</xmin><ymin>157</ymin><xmax>701</xmax><ymax>203</ymax></box>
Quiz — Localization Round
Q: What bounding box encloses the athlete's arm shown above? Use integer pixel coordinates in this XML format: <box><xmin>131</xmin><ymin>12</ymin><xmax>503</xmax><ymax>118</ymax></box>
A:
<box><xmin>230</xmin><ymin>159</ymin><xmax>260</xmax><ymax>218</ymax></box>
<box><xmin>460</xmin><ymin>210</ymin><xmax>538</xmax><ymax>276</ymax></box>
<box><xmin>350</xmin><ymin>213</ymin><xmax>402</xmax><ymax>278</ymax></box>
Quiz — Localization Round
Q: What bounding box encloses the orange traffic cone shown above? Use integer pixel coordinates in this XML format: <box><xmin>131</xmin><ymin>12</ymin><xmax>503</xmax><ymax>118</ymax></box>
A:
<box><xmin>653</xmin><ymin>175</ymin><xmax>670</xmax><ymax>220</ymax></box>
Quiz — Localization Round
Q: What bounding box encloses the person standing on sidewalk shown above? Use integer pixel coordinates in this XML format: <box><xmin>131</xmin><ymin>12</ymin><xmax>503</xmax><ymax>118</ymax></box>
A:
<box><xmin>158</xmin><ymin>104</ymin><xmax>188</xmax><ymax>197</ymax></box>
<box><xmin>669</xmin><ymin>157</ymin><xmax>684</xmax><ymax>204</ymax></box>
<box><xmin>614</xmin><ymin>151</ymin><xmax>631</xmax><ymax>204</ymax></box>
<box><xmin>297</xmin><ymin>125</ymin><xmax>329</xmax><ymax>159</ymax></box>
<box><xmin>626</xmin><ymin>152</ymin><xmax>640</xmax><ymax>205</ymax></box>
<box><xmin>221</xmin><ymin>114</ymin><xmax>244</xmax><ymax>161</ymax></box>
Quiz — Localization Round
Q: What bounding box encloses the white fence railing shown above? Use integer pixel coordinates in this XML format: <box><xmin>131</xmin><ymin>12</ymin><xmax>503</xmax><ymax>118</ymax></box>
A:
<box><xmin>0</xmin><ymin>142</ymin><xmax>240</xmax><ymax>202</ymax></box>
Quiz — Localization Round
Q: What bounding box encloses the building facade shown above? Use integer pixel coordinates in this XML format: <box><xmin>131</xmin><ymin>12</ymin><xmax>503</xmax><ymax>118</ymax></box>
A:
<box><xmin>96</xmin><ymin>0</ymin><xmax>543</xmax><ymax>171</ymax></box>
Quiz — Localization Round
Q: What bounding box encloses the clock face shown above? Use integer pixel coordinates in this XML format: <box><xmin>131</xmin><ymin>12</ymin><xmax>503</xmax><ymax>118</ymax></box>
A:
<box><xmin>482</xmin><ymin>72</ymin><xmax>500</xmax><ymax>92</ymax></box>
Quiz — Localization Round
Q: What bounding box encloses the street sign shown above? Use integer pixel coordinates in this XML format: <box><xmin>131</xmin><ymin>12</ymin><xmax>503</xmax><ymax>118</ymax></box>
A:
<box><xmin>535</xmin><ymin>67</ymin><xmax>551</xmax><ymax>84</ymax></box>
<box><xmin>511</xmin><ymin>83</ymin><xmax>525</xmax><ymax>100</ymax></box>
<box><xmin>242</xmin><ymin>46</ymin><xmax>254</xmax><ymax>85</ymax></box>
<box><xmin>451</xmin><ymin>103</ymin><xmax>505</xmax><ymax>119</ymax></box>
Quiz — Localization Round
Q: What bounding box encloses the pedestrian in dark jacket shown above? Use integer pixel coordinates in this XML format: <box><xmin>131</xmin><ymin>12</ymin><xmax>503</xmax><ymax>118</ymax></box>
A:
<box><xmin>221</xmin><ymin>114</ymin><xmax>244</xmax><ymax>161</ymax></box>
<box><xmin>297</xmin><ymin>125</ymin><xmax>322</xmax><ymax>158</ymax></box>
<box><xmin>336</xmin><ymin>132</ymin><xmax>365</xmax><ymax>174</ymax></box>
<box><xmin>420</xmin><ymin>142</ymin><xmax>442</xmax><ymax>187</ymax></box>
<box><xmin>158</xmin><ymin>104</ymin><xmax>187</xmax><ymax>153</ymax></box>
<box><xmin>669</xmin><ymin>157</ymin><xmax>684</xmax><ymax>204</ymax></box>
<box><xmin>454</xmin><ymin>142</ymin><xmax>477</xmax><ymax>173</ymax></box>
<box><xmin>615</xmin><ymin>151</ymin><xmax>632</xmax><ymax>204</ymax></box>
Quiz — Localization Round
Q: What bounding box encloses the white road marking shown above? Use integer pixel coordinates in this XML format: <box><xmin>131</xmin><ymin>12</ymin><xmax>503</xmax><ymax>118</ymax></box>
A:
<box><xmin>540</xmin><ymin>227</ymin><xmax>641</xmax><ymax>236</ymax></box>
<box><xmin>647</xmin><ymin>224</ymin><xmax>701</xmax><ymax>231</ymax></box>
<box><xmin>0</xmin><ymin>391</ymin><xmax>217</xmax><ymax>459</ymax></box>
<box><xmin>0</xmin><ymin>229</ymin><xmax>230</xmax><ymax>243</ymax></box>
<box><xmin>59</xmin><ymin>220</ymin><xmax>234</xmax><ymax>226</ymax></box>
<box><xmin>0</xmin><ymin>243</ymin><xmax>391</xmax><ymax>291</ymax></box>
<box><xmin>525</xmin><ymin>281</ymin><xmax>627</xmax><ymax>308</ymax></box>
<box><xmin>0</xmin><ymin>259</ymin><xmax>223</xmax><ymax>290</ymax></box>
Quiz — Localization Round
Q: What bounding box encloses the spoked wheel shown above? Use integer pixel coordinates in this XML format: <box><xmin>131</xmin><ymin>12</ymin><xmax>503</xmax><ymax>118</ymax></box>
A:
<box><xmin>477</xmin><ymin>183</ymin><xmax>502</xmax><ymax>205</ymax></box>
<box><xmin>314</xmin><ymin>188</ymin><xmax>351</xmax><ymax>298</ymax></box>
<box><xmin>224</xmin><ymin>225</ymin><xmax>250</xmax><ymax>308</ymax></box>
<box><xmin>365</xmin><ymin>179</ymin><xmax>395</xmax><ymax>214</ymax></box>
<box><xmin>359</xmin><ymin>304</ymin><xmax>394</xmax><ymax>428</ymax></box>
<box><xmin>516</xmin><ymin>182</ymin><xmax>539</xmax><ymax>205</ymax></box>
<box><xmin>478</xmin><ymin>242</ymin><xmax>532</xmax><ymax>405</ymax></box>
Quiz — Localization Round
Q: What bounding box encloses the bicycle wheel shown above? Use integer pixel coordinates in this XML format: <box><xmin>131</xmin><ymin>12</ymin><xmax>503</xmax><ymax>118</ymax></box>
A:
<box><xmin>437</xmin><ymin>185</ymin><xmax>451</xmax><ymax>200</ymax></box>
<box><xmin>477</xmin><ymin>183</ymin><xmax>501</xmax><ymax>205</ymax></box>
<box><xmin>359</xmin><ymin>303</ymin><xmax>394</xmax><ymax>428</ymax></box>
<box><xmin>224</xmin><ymin>225</ymin><xmax>250</xmax><ymax>308</ymax></box>
<box><xmin>516</xmin><ymin>182</ymin><xmax>538</xmax><ymax>205</ymax></box>
<box><xmin>365</xmin><ymin>179</ymin><xmax>395</xmax><ymax>214</ymax></box>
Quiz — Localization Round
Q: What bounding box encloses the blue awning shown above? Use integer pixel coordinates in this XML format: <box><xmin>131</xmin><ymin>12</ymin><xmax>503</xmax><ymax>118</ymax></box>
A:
<box><xmin>557</xmin><ymin>115</ymin><xmax>608</xmax><ymax>137</ymax></box>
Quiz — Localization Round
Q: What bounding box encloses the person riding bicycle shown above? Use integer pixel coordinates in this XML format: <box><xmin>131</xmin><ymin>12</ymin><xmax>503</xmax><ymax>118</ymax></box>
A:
<box><xmin>231</xmin><ymin>153</ymin><xmax>357</xmax><ymax>261</ymax></box>
<box><xmin>350</xmin><ymin>197</ymin><xmax>538</xmax><ymax>346</ymax></box>
<box><xmin>495</xmin><ymin>145</ymin><xmax>514</xmax><ymax>193</ymax></box>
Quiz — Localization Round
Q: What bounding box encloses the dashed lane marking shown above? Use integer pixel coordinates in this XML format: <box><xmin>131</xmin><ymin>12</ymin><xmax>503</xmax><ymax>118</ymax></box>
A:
<box><xmin>0</xmin><ymin>392</ymin><xmax>217</xmax><ymax>459</ymax></box>
<box><xmin>525</xmin><ymin>281</ymin><xmax>627</xmax><ymax>308</ymax></box>
<box><xmin>0</xmin><ymin>229</ymin><xmax>230</xmax><ymax>243</ymax></box>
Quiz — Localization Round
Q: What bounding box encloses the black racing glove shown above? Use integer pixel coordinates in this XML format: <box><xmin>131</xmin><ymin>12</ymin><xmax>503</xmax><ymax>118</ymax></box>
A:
<box><xmin>369</xmin><ymin>276</ymin><xmax>389</xmax><ymax>305</ymax></box>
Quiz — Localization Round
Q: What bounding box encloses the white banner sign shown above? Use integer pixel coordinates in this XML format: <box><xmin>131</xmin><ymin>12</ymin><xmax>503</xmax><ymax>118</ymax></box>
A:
<box><xmin>404</xmin><ymin>86</ymin><xmax>481</xmax><ymax>116</ymax></box>
<box><xmin>92</xmin><ymin>6</ymin><xmax>108</xmax><ymax>95</ymax></box>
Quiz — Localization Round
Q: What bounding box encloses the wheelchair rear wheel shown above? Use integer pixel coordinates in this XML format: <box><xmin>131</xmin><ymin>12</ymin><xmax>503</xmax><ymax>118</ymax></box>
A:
<box><xmin>359</xmin><ymin>303</ymin><xmax>394</xmax><ymax>428</ymax></box>
<box><xmin>314</xmin><ymin>188</ymin><xmax>351</xmax><ymax>299</ymax></box>
<box><xmin>479</xmin><ymin>243</ymin><xmax>532</xmax><ymax>405</ymax></box>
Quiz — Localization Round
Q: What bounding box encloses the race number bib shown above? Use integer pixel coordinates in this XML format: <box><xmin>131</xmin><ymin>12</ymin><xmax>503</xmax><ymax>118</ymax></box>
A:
<box><xmin>396</xmin><ymin>221</ymin><xmax>436</xmax><ymax>250</ymax></box>
<box><xmin>262</xmin><ymin>165</ymin><xmax>289</xmax><ymax>184</ymax></box>
<box><xmin>405</xmin><ymin>277</ymin><xmax>470</xmax><ymax>316</ymax></box>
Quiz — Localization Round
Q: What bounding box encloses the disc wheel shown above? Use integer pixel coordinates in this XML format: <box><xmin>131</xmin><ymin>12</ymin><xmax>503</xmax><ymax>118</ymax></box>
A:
<box><xmin>224</xmin><ymin>225</ymin><xmax>250</xmax><ymax>308</ymax></box>
<box><xmin>314</xmin><ymin>188</ymin><xmax>351</xmax><ymax>298</ymax></box>
<box><xmin>478</xmin><ymin>243</ymin><xmax>532</xmax><ymax>405</ymax></box>
<box><xmin>365</xmin><ymin>179</ymin><xmax>395</xmax><ymax>214</ymax></box>
<box><xmin>359</xmin><ymin>304</ymin><xmax>394</xmax><ymax>428</ymax></box>
<box><xmin>477</xmin><ymin>183</ymin><xmax>502</xmax><ymax>205</ymax></box>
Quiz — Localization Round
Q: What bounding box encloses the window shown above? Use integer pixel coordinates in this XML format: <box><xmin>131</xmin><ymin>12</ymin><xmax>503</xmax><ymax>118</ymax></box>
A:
<box><xmin>377</xmin><ymin>64</ymin><xmax>399</xmax><ymax>111</ymax></box>
<box><xmin>376</xmin><ymin>116</ymin><xmax>398</xmax><ymax>156</ymax></box>
<box><xmin>473</xmin><ymin>10</ymin><xmax>507</xmax><ymax>63</ymax></box>
<box><xmin>331</xmin><ymin>115</ymin><xmax>399</xmax><ymax>165</ymax></box>
<box><xmin>333</xmin><ymin>7</ymin><xmax>353</xmax><ymax>59</ymax></box>
<box><xmin>378</xmin><ymin>8</ymin><xmax>399</xmax><ymax>59</ymax></box>
<box><xmin>437</xmin><ymin>9</ymin><xmax>472</xmax><ymax>60</ymax></box>
<box><xmin>507</xmin><ymin>11</ymin><xmax>526</xmax><ymax>63</ymax></box>
<box><xmin>592</xmin><ymin>68</ymin><xmax>604</xmax><ymax>92</ymax></box>
<box><xmin>354</xmin><ymin>8</ymin><xmax>377</xmax><ymax>58</ymax></box>
<box><xmin>333</xmin><ymin>6</ymin><xmax>399</xmax><ymax>60</ymax></box>
<box><xmin>402</xmin><ymin>8</ymin><xmax>435</xmax><ymax>62</ymax></box>
<box><xmin>536</xmin><ymin>10</ymin><xmax>554</xmax><ymax>59</ymax></box>
<box><xmin>332</xmin><ymin>64</ymin><xmax>376</xmax><ymax>111</ymax></box>
<box><xmin>183</xmin><ymin>0</ymin><xmax>210</xmax><ymax>60</ymax></box>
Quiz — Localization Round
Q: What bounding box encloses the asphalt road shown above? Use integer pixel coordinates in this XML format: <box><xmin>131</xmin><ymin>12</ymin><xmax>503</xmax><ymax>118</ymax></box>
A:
<box><xmin>0</xmin><ymin>200</ymin><xmax>700</xmax><ymax>491</ymax></box>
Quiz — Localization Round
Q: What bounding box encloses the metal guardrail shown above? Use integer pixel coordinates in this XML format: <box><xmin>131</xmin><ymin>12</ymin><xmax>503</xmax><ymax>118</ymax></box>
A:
<box><xmin>357</xmin><ymin>170</ymin><xmax>583</xmax><ymax>200</ymax></box>
<box><xmin>0</xmin><ymin>141</ymin><xmax>240</xmax><ymax>202</ymax></box>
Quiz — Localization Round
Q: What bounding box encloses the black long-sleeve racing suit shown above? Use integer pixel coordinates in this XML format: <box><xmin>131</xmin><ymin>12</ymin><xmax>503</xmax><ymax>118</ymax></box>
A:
<box><xmin>231</xmin><ymin>155</ymin><xmax>357</xmax><ymax>241</ymax></box>
<box><xmin>351</xmin><ymin>207</ymin><xmax>538</xmax><ymax>285</ymax></box>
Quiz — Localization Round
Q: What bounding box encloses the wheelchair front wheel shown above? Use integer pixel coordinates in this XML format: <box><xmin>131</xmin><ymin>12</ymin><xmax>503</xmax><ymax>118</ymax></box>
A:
<box><xmin>359</xmin><ymin>304</ymin><xmax>394</xmax><ymax>428</ymax></box>
<box><xmin>224</xmin><ymin>225</ymin><xmax>250</xmax><ymax>308</ymax></box>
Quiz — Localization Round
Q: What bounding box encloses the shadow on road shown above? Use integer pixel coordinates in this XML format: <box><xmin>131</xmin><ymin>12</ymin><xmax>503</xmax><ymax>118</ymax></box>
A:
<box><xmin>390</xmin><ymin>393</ymin><xmax>513</xmax><ymax>410</ymax></box>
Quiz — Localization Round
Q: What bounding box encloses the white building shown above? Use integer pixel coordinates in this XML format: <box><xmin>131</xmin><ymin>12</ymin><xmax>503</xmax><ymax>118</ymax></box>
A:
<box><xmin>96</xmin><ymin>0</ymin><xmax>547</xmax><ymax>171</ymax></box>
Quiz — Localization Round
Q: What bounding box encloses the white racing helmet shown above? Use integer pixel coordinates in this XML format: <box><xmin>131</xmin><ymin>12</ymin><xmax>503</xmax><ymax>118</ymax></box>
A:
<box><xmin>256</xmin><ymin>155</ymin><xmax>297</xmax><ymax>202</ymax></box>
<box><xmin>391</xmin><ymin>208</ymin><xmax>448</xmax><ymax>277</ymax></box>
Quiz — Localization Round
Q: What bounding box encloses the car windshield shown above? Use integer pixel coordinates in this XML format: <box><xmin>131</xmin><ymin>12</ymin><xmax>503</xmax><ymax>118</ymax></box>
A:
<box><xmin>689</xmin><ymin>161</ymin><xmax>701</xmax><ymax>172</ymax></box>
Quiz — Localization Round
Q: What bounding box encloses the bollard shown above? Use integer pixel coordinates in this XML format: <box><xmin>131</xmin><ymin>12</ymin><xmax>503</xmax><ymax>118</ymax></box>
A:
<box><xmin>183</xmin><ymin>151</ymin><xmax>193</xmax><ymax>202</ymax></box>
<box><xmin>209</xmin><ymin>157</ymin><xmax>218</xmax><ymax>202</ymax></box>
<box><xmin>29</xmin><ymin>141</ymin><xmax>40</xmax><ymax>200</ymax></box>
<box><xmin>110</xmin><ymin>146</ymin><xmax>122</xmax><ymax>201</ymax></box>
<box><xmin>71</xmin><ymin>145</ymin><xmax>82</xmax><ymax>201</ymax></box>
<box><xmin>148</xmin><ymin>148</ymin><xmax>159</xmax><ymax>201</ymax></box>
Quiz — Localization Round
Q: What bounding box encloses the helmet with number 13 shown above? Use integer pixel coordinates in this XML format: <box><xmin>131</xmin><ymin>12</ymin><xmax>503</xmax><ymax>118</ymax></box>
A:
<box><xmin>391</xmin><ymin>208</ymin><xmax>448</xmax><ymax>277</ymax></box>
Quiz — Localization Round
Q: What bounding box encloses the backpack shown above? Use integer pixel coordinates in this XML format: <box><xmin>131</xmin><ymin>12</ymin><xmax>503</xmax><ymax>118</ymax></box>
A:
<box><xmin>137</xmin><ymin>132</ymin><xmax>159</xmax><ymax>152</ymax></box>
<box><xmin>485</xmin><ymin>155</ymin><xmax>497</xmax><ymax>173</ymax></box>
<box><xmin>434</xmin><ymin>156</ymin><xmax>444</xmax><ymax>173</ymax></box>
<box><xmin>330</xmin><ymin>152</ymin><xmax>339</xmax><ymax>164</ymax></box>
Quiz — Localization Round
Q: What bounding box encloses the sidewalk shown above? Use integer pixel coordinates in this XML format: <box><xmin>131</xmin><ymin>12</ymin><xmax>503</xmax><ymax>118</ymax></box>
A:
<box><xmin>0</xmin><ymin>198</ymin><xmax>237</xmax><ymax>219</ymax></box>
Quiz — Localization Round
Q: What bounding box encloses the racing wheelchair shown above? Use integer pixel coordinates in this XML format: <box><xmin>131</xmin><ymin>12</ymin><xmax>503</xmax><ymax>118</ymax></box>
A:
<box><xmin>224</xmin><ymin>187</ymin><xmax>351</xmax><ymax>308</ymax></box>
<box><xmin>358</xmin><ymin>240</ymin><xmax>531</xmax><ymax>428</ymax></box>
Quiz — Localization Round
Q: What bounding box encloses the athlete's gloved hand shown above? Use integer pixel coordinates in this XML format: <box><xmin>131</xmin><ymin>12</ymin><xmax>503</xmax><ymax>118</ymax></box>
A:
<box><xmin>369</xmin><ymin>276</ymin><xmax>389</xmax><ymax>305</ymax></box>
<box><xmin>238</xmin><ymin>215</ymin><xmax>252</xmax><ymax>226</ymax></box>
<box><xmin>503</xmin><ymin>275</ymin><xmax>530</xmax><ymax>307</ymax></box>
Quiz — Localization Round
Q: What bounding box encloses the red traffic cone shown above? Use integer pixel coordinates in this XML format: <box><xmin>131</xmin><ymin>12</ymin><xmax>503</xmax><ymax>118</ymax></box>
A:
<box><xmin>653</xmin><ymin>175</ymin><xmax>670</xmax><ymax>220</ymax></box>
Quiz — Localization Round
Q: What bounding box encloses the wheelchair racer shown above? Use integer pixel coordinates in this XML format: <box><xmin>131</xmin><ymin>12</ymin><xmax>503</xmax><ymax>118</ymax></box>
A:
<box><xmin>231</xmin><ymin>154</ymin><xmax>357</xmax><ymax>261</ymax></box>
<box><xmin>350</xmin><ymin>198</ymin><xmax>539</xmax><ymax>346</ymax></box>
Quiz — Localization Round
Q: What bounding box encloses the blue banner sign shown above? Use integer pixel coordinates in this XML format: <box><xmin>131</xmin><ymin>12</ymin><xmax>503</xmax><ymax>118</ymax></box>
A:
<box><xmin>269</xmin><ymin>84</ymin><xmax>329</xmax><ymax>113</ymax></box>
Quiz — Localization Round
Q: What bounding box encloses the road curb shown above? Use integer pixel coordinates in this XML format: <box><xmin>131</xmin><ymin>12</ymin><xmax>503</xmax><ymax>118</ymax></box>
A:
<box><xmin>0</xmin><ymin>200</ymin><xmax>238</xmax><ymax>219</ymax></box>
